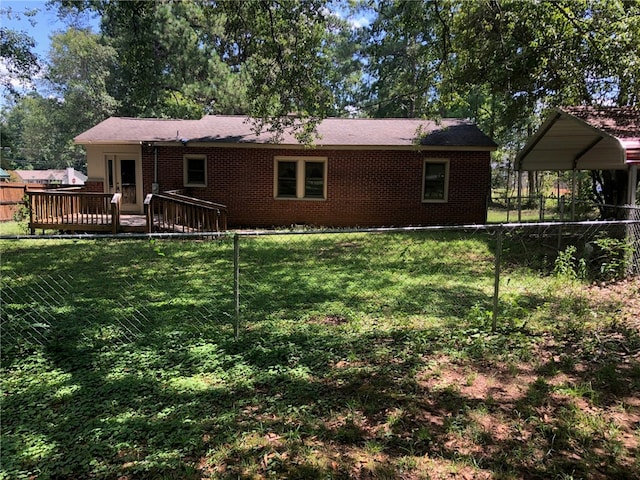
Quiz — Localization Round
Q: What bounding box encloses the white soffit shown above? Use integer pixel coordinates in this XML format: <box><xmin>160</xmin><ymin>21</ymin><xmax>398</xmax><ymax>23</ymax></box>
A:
<box><xmin>517</xmin><ymin>111</ymin><xmax>626</xmax><ymax>171</ymax></box>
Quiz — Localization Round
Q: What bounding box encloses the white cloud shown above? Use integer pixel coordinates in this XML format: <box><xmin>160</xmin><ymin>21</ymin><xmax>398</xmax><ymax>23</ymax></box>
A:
<box><xmin>323</xmin><ymin>7</ymin><xmax>371</xmax><ymax>30</ymax></box>
<box><xmin>347</xmin><ymin>16</ymin><xmax>370</xmax><ymax>29</ymax></box>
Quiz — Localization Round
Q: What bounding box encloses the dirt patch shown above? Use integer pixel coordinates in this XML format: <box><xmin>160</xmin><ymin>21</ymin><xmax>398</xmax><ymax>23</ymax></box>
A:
<box><xmin>586</xmin><ymin>277</ymin><xmax>640</xmax><ymax>325</ymax></box>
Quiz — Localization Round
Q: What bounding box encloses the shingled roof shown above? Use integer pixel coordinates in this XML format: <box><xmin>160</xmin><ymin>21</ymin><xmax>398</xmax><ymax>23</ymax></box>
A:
<box><xmin>74</xmin><ymin>115</ymin><xmax>497</xmax><ymax>149</ymax></box>
<box><xmin>562</xmin><ymin>106</ymin><xmax>639</xmax><ymax>147</ymax></box>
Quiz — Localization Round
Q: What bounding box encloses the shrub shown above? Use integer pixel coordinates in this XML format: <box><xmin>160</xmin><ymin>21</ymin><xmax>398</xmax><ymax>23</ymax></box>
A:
<box><xmin>554</xmin><ymin>245</ymin><xmax>587</xmax><ymax>280</ymax></box>
<box><xmin>590</xmin><ymin>234</ymin><xmax>633</xmax><ymax>281</ymax></box>
<box><xmin>12</xmin><ymin>195</ymin><xmax>30</xmax><ymax>234</ymax></box>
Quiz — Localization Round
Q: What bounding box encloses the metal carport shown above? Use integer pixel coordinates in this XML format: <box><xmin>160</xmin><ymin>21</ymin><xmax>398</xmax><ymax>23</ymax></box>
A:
<box><xmin>515</xmin><ymin>106</ymin><xmax>639</xmax><ymax>218</ymax></box>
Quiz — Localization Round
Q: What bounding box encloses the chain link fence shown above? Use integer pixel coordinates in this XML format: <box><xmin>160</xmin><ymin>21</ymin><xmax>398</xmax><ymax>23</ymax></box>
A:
<box><xmin>2</xmin><ymin>210</ymin><xmax>639</xmax><ymax>350</ymax></box>
<box><xmin>490</xmin><ymin>195</ymin><xmax>638</xmax><ymax>223</ymax></box>
<box><xmin>1</xmin><ymin>237</ymin><xmax>236</xmax><ymax>349</ymax></box>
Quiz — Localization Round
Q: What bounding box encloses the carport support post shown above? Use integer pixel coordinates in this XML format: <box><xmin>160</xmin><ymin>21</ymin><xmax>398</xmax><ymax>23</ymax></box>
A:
<box><xmin>492</xmin><ymin>225</ymin><xmax>503</xmax><ymax>332</ymax></box>
<box><xmin>517</xmin><ymin>171</ymin><xmax>523</xmax><ymax>222</ymax></box>
<box><xmin>233</xmin><ymin>233</ymin><xmax>240</xmax><ymax>339</ymax></box>
<box><xmin>571</xmin><ymin>169</ymin><xmax>577</xmax><ymax>221</ymax></box>
<box><xmin>628</xmin><ymin>164</ymin><xmax>638</xmax><ymax>205</ymax></box>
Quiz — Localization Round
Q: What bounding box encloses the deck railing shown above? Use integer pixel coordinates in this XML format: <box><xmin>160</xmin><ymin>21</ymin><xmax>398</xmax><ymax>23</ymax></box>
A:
<box><xmin>28</xmin><ymin>190</ymin><xmax>121</xmax><ymax>234</ymax></box>
<box><xmin>144</xmin><ymin>192</ymin><xmax>228</xmax><ymax>233</ymax></box>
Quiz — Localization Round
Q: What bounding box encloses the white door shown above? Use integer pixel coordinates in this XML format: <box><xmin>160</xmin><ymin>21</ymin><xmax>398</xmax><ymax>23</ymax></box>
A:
<box><xmin>106</xmin><ymin>156</ymin><xmax>142</xmax><ymax>213</ymax></box>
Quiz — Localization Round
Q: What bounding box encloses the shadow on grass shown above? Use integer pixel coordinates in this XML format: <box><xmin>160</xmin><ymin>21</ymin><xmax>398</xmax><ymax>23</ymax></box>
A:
<box><xmin>2</xmin><ymin>235</ymin><xmax>639</xmax><ymax>478</ymax></box>
<box><xmin>4</xmin><ymin>311</ymin><xmax>639</xmax><ymax>479</ymax></box>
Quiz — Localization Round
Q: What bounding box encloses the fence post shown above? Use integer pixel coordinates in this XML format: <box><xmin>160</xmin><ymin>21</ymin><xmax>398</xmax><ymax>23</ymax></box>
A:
<box><xmin>492</xmin><ymin>225</ymin><xmax>503</xmax><ymax>331</ymax></box>
<box><xmin>233</xmin><ymin>233</ymin><xmax>240</xmax><ymax>339</ymax></box>
<box><xmin>625</xmin><ymin>206</ymin><xmax>639</xmax><ymax>276</ymax></box>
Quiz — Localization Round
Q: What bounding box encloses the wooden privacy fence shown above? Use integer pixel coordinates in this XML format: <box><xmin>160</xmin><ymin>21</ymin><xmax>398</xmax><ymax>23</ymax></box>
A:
<box><xmin>27</xmin><ymin>190</ymin><xmax>121</xmax><ymax>234</ymax></box>
<box><xmin>144</xmin><ymin>191</ymin><xmax>228</xmax><ymax>233</ymax></box>
<box><xmin>0</xmin><ymin>183</ymin><xmax>39</xmax><ymax>221</ymax></box>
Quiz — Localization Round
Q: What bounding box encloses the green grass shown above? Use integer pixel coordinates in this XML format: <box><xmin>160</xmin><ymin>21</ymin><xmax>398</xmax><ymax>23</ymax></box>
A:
<box><xmin>0</xmin><ymin>221</ymin><xmax>26</xmax><ymax>236</ymax></box>
<box><xmin>1</xmin><ymin>233</ymin><xmax>638</xmax><ymax>479</ymax></box>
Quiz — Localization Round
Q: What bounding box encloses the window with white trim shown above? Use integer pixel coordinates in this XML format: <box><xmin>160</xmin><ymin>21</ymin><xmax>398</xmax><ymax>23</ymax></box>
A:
<box><xmin>422</xmin><ymin>159</ymin><xmax>449</xmax><ymax>202</ymax></box>
<box><xmin>275</xmin><ymin>157</ymin><xmax>327</xmax><ymax>200</ymax></box>
<box><xmin>184</xmin><ymin>155</ymin><xmax>207</xmax><ymax>187</ymax></box>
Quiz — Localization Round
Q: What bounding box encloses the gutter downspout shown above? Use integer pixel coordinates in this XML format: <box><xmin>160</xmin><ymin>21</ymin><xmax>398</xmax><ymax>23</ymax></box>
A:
<box><xmin>152</xmin><ymin>144</ymin><xmax>159</xmax><ymax>194</ymax></box>
<box><xmin>517</xmin><ymin>170</ymin><xmax>522</xmax><ymax>222</ymax></box>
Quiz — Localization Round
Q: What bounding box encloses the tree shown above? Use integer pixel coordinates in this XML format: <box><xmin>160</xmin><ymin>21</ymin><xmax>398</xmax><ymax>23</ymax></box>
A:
<box><xmin>56</xmin><ymin>0</ymin><xmax>341</xmax><ymax>141</ymax></box>
<box><xmin>46</xmin><ymin>28</ymin><xmax>119</xmax><ymax>134</ymax></box>
<box><xmin>359</xmin><ymin>0</ymin><xmax>456</xmax><ymax>118</ymax></box>
<box><xmin>0</xmin><ymin>7</ymin><xmax>40</xmax><ymax>96</ymax></box>
<box><xmin>206</xmin><ymin>0</ymin><xmax>339</xmax><ymax>141</ymax></box>
<box><xmin>1</xmin><ymin>28</ymin><xmax>118</xmax><ymax>171</ymax></box>
<box><xmin>1</xmin><ymin>93</ymin><xmax>68</xmax><ymax>169</ymax></box>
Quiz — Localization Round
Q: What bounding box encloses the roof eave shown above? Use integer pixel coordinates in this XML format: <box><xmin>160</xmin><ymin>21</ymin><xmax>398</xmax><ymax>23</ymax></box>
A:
<box><xmin>88</xmin><ymin>140</ymin><xmax>496</xmax><ymax>151</ymax></box>
<box><xmin>74</xmin><ymin>139</ymin><xmax>144</xmax><ymax>145</ymax></box>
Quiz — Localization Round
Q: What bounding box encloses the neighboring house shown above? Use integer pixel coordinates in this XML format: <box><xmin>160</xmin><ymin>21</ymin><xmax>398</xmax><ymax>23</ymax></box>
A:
<box><xmin>15</xmin><ymin>168</ymin><xmax>88</xmax><ymax>187</ymax></box>
<box><xmin>74</xmin><ymin>115</ymin><xmax>497</xmax><ymax>228</ymax></box>
<box><xmin>517</xmin><ymin>106</ymin><xmax>639</xmax><ymax>205</ymax></box>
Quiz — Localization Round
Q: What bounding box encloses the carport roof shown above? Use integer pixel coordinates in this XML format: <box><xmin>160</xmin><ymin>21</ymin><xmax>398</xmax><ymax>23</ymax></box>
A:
<box><xmin>516</xmin><ymin>106</ymin><xmax>640</xmax><ymax>171</ymax></box>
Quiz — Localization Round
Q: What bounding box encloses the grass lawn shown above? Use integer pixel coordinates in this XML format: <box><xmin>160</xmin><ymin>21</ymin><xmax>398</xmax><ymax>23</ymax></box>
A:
<box><xmin>1</xmin><ymin>232</ymin><xmax>639</xmax><ymax>479</ymax></box>
<box><xmin>0</xmin><ymin>221</ymin><xmax>26</xmax><ymax>236</ymax></box>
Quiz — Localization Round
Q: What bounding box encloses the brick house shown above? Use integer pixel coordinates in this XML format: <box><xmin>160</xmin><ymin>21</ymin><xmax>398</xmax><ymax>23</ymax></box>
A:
<box><xmin>74</xmin><ymin>116</ymin><xmax>496</xmax><ymax>228</ymax></box>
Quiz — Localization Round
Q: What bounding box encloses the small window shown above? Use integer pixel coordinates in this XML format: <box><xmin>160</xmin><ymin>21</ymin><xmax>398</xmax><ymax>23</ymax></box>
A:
<box><xmin>184</xmin><ymin>156</ymin><xmax>206</xmax><ymax>187</ymax></box>
<box><xmin>274</xmin><ymin>157</ymin><xmax>327</xmax><ymax>200</ymax></box>
<box><xmin>422</xmin><ymin>159</ymin><xmax>449</xmax><ymax>202</ymax></box>
<box><xmin>304</xmin><ymin>161</ymin><xmax>325</xmax><ymax>199</ymax></box>
<box><xmin>277</xmin><ymin>161</ymin><xmax>297</xmax><ymax>198</ymax></box>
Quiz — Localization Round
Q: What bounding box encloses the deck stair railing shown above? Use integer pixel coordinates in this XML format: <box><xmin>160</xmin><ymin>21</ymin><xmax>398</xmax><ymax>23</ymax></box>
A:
<box><xmin>27</xmin><ymin>190</ymin><xmax>121</xmax><ymax>234</ymax></box>
<box><xmin>144</xmin><ymin>190</ymin><xmax>228</xmax><ymax>233</ymax></box>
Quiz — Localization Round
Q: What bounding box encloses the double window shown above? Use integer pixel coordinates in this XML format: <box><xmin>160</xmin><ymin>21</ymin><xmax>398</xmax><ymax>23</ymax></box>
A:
<box><xmin>275</xmin><ymin>157</ymin><xmax>327</xmax><ymax>200</ymax></box>
<box><xmin>422</xmin><ymin>159</ymin><xmax>449</xmax><ymax>202</ymax></box>
<box><xmin>184</xmin><ymin>155</ymin><xmax>207</xmax><ymax>187</ymax></box>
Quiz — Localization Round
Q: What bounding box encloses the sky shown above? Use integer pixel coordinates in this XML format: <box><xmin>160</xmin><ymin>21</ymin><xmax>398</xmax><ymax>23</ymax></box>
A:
<box><xmin>2</xmin><ymin>0</ymin><xmax>99</xmax><ymax>57</ymax></box>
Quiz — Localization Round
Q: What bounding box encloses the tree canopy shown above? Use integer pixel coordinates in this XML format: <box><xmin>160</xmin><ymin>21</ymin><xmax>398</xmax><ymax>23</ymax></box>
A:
<box><xmin>1</xmin><ymin>0</ymin><xmax>638</xmax><ymax>169</ymax></box>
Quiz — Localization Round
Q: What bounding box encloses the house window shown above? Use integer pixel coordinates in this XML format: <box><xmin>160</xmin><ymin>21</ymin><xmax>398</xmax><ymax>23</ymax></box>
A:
<box><xmin>275</xmin><ymin>157</ymin><xmax>327</xmax><ymax>200</ymax></box>
<box><xmin>277</xmin><ymin>161</ymin><xmax>297</xmax><ymax>198</ymax></box>
<box><xmin>184</xmin><ymin>155</ymin><xmax>206</xmax><ymax>187</ymax></box>
<box><xmin>107</xmin><ymin>159</ymin><xmax>114</xmax><ymax>189</ymax></box>
<box><xmin>422</xmin><ymin>159</ymin><xmax>449</xmax><ymax>202</ymax></box>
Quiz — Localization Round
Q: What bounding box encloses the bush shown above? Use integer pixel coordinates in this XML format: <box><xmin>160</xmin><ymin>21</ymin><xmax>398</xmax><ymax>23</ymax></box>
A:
<box><xmin>554</xmin><ymin>245</ymin><xmax>587</xmax><ymax>280</ymax></box>
<box><xmin>11</xmin><ymin>196</ymin><xmax>30</xmax><ymax>234</ymax></box>
<box><xmin>590</xmin><ymin>234</ymin><xmax>633</xmax><ymax>281</ymax></box>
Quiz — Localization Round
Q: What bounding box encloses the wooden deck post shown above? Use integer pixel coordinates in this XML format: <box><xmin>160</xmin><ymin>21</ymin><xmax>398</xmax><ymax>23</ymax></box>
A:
<box><xmin>144</xmin><ymin>194</ymin><xmax>154</xmax><ymax>233</ymax></box>
<box><xmin>27</xmin><ymin>191</ymin><xmax>35</xmax><ymax>235</ymax></box>
<box><xmin>110</xmin><ymin>193</ymin><xmax>121</xmax><ymax>234</ymax></box>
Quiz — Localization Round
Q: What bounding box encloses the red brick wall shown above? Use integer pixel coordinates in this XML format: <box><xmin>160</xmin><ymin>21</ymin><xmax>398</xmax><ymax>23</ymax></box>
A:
<box><xmin>142</xmin><ymin>144</ymin><xmax>491</xmax><ymax>228</ymax></box>
<box><xmin>84</xmin><ymin>181</ymin><xmax>104</xmax><ymax>193</ymax></box>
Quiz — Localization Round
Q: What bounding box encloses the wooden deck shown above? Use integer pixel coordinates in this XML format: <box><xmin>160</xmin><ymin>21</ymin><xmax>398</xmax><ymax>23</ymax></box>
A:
<box><xmin>120</xmin><ymin>214</ymin><xmax>147</xmax><ymax>232</ymax></box>
<box><xmin>27</xmin><ymin>190</ymin><xmax>228</xmax><ymax>234</ymax></box>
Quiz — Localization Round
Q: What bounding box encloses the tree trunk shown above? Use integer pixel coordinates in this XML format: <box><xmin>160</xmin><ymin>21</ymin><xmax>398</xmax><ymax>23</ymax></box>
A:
<box><xmin>593</xmin><ymin>170</ymin><xmax>628</xmax><ymax>219</ymax></box>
